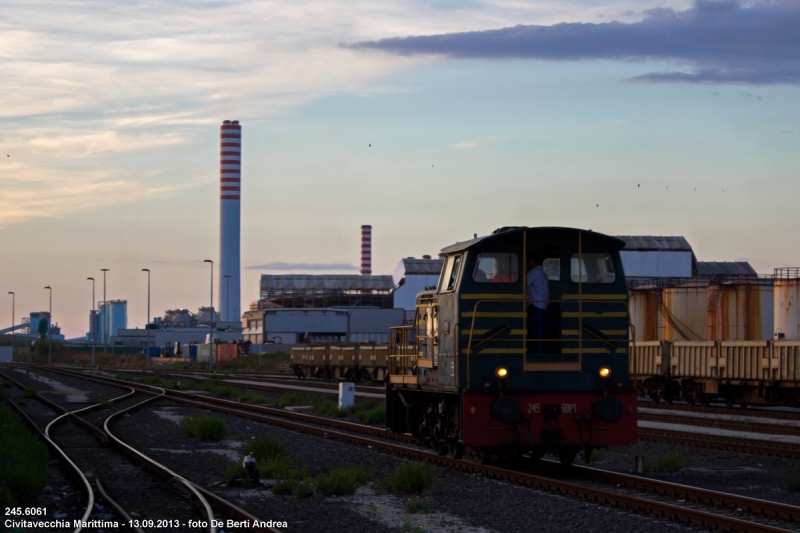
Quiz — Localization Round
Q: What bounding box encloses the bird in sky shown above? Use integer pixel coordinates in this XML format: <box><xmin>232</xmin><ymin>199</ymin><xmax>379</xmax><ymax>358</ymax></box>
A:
<box><xmin>596</xmin><ymin>204</ymin><xmax>599</xmax><ymax>207</ymax></box>
<box><xmin>637</xmin><ymin>184</ymin><xmax>640</xmax><ymax>187</ymax></box>
<box><xmin>368</xmin><ymin>144</ymin><xmax>371</xmax><ymax>147</ymax></box>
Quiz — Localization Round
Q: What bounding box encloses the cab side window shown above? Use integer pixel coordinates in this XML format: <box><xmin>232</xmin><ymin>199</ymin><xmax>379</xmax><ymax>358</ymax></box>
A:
<box><xmin>570</xmin><ymin>253</ymin><xmax>616</xmax><ymax>283</ymax></box>
<box><xmin>472</xmin><ymin>253</ymin><xmax>519</xmax><ymax>283</ymax></box>
<box><xmin>439</xmin><ymin>254</ymin><xmax>463</xmax><ymax>293</ymax></box>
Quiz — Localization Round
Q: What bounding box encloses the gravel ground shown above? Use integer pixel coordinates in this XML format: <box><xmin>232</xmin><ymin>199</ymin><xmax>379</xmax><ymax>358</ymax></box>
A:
<box><xmin>112</xmin><ymin>398</ymin><xmax>703</xmax><ymax>533</ymax></box>
<box><xmin>10</xmin><ymin>368</ymin><xmax>800</xmax><ymax>533</ymax></box>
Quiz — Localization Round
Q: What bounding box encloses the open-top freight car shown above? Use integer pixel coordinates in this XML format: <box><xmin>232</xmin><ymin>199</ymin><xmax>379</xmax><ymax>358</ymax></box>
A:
<box><xmin>386</xmin><ymin>226</ymin><xmax>637</xmax><ymax>464</ymax></box>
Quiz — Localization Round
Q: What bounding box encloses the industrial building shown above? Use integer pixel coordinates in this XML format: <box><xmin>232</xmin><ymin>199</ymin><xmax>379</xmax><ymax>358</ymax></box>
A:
<box><xmin>242</xmin><ymin>306</ymin><xmax>405</xmax><ymax>345</ymax></box>
<box><xmin>258</xmin><ymin>274</ymin><xmax>395</xmax><ymax>309</ymax></box>
<box><xmin>87</xmin><ymin>300</ymin><xmax>127</xmax><ymax>344</ymax></box>
<box><xmin>392</xmin><ymin>256</ymin><xmax>444</xmax><ymax>313</ymax></box>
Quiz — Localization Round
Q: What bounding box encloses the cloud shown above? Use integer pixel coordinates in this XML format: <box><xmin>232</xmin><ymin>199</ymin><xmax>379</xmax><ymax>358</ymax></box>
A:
<box><xmin>348</xmin><ymin>1</ymin><xmax>800</xmax><ymax>85</ymax></box>
<box><xmin>247</xmin><ymin>262</ymin><xmax>359</xmax><ymax>271</ymax></box>
<box><xmin>452</xmin><ymin>135</ymin><xmax>514</xmax><ymax>149</ymax></box>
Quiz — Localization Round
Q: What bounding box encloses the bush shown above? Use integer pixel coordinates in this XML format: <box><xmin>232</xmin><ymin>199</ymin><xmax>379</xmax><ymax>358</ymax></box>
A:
<box><xmin>276</xmin><ymin>392</ymin><xmax>311</xmax><ymax>408</ymax></box>
<box><xmin>406</xmin><ymin>497</ymin><xmax>434</xmax><ymax>514</ymax></box>
<box><xmin>271</xmin><ymin>480</ymin><xmax>297</xmax><ymax>495</ymax></box>
<box><xmin>0</xmin><ymin>398</ymin><xmax>49</xmax><ymax>508</ymax></box>
<box><xmin>387</xmin><ymin>461</ymin><xmax>434</xmax><ymax>494</ymax></box>
<box><xmin>180</xmin><ymin>414</ymin><xmax>226</xmax><ymax>441</ymax></box>
<box><xmin>212</xmin><ymin>386</ymin><xmax>237</xmax><ymax>399</ymax></box>
<box><xmin>314</xmin><ymin>467</ymin><xmax>372</xmax><ymax>497</ymax></box>
<box><xmin>654</xmin><ymin>453</ymin><xmax>684</xmax><ymax>473</ymax></box>
<box><xmin>99</xmin><ymin>400</ymin><xmax>114</xmax><ymax>409</ymax></box>
<box><xmin>293</xmin><ymin>480</ymin><xmax>315</xmax><ymax>498</ymax></box>
<box><xmin>240</xmin><ymin>392</ymin><xmax>268</xmax><ymax>404</ymax></box>
<box><xmin>356</xmin><ymin>403</ymin><xmax>386</xmax><ymax>425</ymax></box>
<box><xmin>242</xmin><ymin>435</ymin><xmax>305</xmax><ymax>481</ymax></box>
<box><xmin>786</xmin><ymin>473</ymin><xmax>800</xmax><ymax>493</ymax></box>
<box><xmin>21</xmin><ymin>388</ymin><xmax>36</xmax><ymax>399</ymax></box>
<box><xmin>225</xmin><ymin>462</ymin><xmax>246</xmax><ymax>481</ymax></box>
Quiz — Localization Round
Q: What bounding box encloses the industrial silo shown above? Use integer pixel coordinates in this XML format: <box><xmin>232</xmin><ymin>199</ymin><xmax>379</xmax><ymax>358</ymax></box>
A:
<box><xmin>628</xmin><ymin>284</ymin><xmax>659</xmax><ymax>342</ymax></box>
<box><xmin>660</xmin><ymin>282</ymin><xmax>707</xmax><ymax>341</ymax></box>
<box><xmin>707</xmin><ymin>279</ymin><xmax>774</xmax><ymax>341</ymax></box>
<box><xmin>775</xmin><ymin>268</ymin><xmax>800</xmax><ymax>340</ymax></box>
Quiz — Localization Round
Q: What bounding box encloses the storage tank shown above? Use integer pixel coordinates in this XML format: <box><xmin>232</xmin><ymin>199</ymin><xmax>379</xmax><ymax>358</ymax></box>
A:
<box><xmin>775</xmin><ymin>268</ymin><xmax>800</xmax><ymax>340</ymax></box>
<box><xmin>661</xmin><ymin>283</ymin><xmax>707</xmax><ymax>341</ymax></box>
<box><xmin>707</xmin><ymin>280</ymin><xmax>773</xmax><ymax>341</ymax></box>
<box><xmin>629</xmin><ymin>286</ymin><xmax>659</xmax><ymax>342</ymax></box>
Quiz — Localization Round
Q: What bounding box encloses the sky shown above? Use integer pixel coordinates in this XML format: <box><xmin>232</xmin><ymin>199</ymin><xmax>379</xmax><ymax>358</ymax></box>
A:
<box><xmin>1</xmin><ymin>0</ymin><xmax>799</xmax><ymax>338</ymax></box>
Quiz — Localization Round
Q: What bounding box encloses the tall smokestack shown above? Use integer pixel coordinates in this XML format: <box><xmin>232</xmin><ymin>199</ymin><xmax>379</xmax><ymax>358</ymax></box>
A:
<box><xmin>360</xmin><ymin>225</ymin><xmax>372</xmax><ymax>275</ymax></box>
<box><xmin>220</xmin><ymin>120</ymin><xmax>241</xmax><ymax>322</ymax></box>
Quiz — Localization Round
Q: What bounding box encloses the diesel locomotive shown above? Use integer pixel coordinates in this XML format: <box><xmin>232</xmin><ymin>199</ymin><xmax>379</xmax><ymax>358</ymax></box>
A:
<box><xmin>386</xmin><ymin>226</ymin><xmax>637</xmax><ymax>464</ymax></box>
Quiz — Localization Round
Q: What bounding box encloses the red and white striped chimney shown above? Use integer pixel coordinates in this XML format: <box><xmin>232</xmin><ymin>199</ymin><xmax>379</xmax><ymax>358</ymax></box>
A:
<box><xmin>360</xmin><ymin>225</ymin><xmax>372</xmax><ymax>275</ymax></box>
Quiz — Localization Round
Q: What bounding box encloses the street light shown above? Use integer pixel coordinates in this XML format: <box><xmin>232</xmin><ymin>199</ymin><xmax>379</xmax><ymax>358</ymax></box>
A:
<box><xmin>224</xmin><ymin>275</ymin><xmax>232</xmax><ymax>322</ymax></box>
<box><xmin>101</xmin><ymin>269</ymin><xmax>109</xmax><ymax>353</ymax></box>
<box><xmin>87</xmin><ymin>278</ymin><xmax>96</xmax><ymax>366</ymax></box>
<box><xmin>44</xmin><ymin>286</ymin><xmax>52</xmax><ymax>365</ymax></box>
<box><xmin>204</xmin><ymin>259</ymin><xmax>214</xmax><ymax>372</ymax></box>
<box><xmin>7</xmin><ymin>292</ymin><xmax>14</xmax><ymax>361</ymax></box>
<box><xmin>142</xmin><ymin>268</ymin><xmax>150</xmax><ymax>368</ymax></box>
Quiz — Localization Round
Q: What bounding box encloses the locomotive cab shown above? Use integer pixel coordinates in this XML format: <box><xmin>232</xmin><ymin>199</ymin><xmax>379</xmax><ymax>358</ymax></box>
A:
<box><xmin>387</xmin><ymin>226</ymin><xmax>637</xmax><ymax>463</ymax></box>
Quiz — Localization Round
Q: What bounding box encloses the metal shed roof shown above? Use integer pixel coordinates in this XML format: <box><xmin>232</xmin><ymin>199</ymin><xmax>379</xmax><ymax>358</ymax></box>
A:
<box><xmin>260</xmin><ymin>274</ymin><xmax>395</xmax><ymax>291</ymax></box>
<box><xmin>696</xmin><ymin>261</ymin><xmax>758</xmax><ymax>277</ymax></box>
<box><xmin>400</xmin><ymin>257</ymin><xmax>444</xmax><ymax>276</ymax></box>
<box><xmin>616</xmin><ymin>235</ymin><xmax>693</xmax><ymax>252</ymax></box>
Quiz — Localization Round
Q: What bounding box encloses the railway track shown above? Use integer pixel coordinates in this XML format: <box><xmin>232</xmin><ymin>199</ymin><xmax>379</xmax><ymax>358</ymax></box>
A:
<box><xmin>38</xmin><ymin>366</ymin><xmax>800</xmax><ymax>533</ymax></box>
<box><xmin>639</xmin><ymin>410</ymin><xmax>800</xmax><ymax>437</ymax></box>
<box><xmin>0</xmin><ymin>369</ymin><xmax>276</xmax><ymax>533</ymax></box>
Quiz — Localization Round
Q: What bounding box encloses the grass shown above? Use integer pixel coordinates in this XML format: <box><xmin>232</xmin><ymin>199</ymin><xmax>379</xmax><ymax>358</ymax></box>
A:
<box><xmin>645</xmin><ymin>453</ymin><xmax>684</xmax><ymax>473</ymax></box>
<box><xmin>99</xmin><ymin>399</ymin><xmax>114</xmax><ymax>409</ymax></box>
<box><xmin>0</xmin><ymin>394</ymin><xmax>49</xmax><ymax>509</ymax></box>
<box><xmin>314</xmin><ymin>467</ymin><xmax>371</xmax><ymax>497</ymax></box>
<box><xmin>786</xmin><ymin>473</ymin><xmax>800</xmax><ymax>493</ymax></box>
<box><xmin>179</xmin><ymin>414</ymin><xmax>226</xmax><ymax>441</ymax></box>
<box><xmin>2</xmin><ymin>380</ymin><xmax>11</xmax><ymax>388</ymax></box>
<box><xmin>270</xmin><ymin>468</ymin><xmax>371</xmax><ymax>497</ymax></box>
<box><xmin>239</xmin><ymin>392</ymin><xmax>268</xmax><ymax>404</ymax></box>
<box><xmin>20</xmin><ymin>388</ymin><xmax>36</xmax><ymax>399</ymax></box>
<box><xmin>387</xmin><ymin>461</ymin><xmax>434</xmax><ymax>494</ymax></box>
<box><xmin>405</xmin><ymin>497</ymin><xmax>434</xmax><ymax>514</ymax></box>
<box><xmin>241</xmin><ymin>435</ymin><xmax>306</xmax><ymax>481</ymax></box>
<box><xmin>276</xmin><ymin>393</ymin><xmax>386</xmax><ymax>424</ymax></box>
<box><xmin>590</xmin><ymin>448</ymin><xmax>605</xmax><ymax>462</ymax></box>
<box><xmin>225</xmin><ymin>462</ymin><xmax>246</xmax><ymax>481</ymax></box>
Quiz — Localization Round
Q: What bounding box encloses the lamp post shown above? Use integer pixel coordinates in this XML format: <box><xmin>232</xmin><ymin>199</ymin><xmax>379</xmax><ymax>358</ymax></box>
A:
<box><xmin>7</xmin><ymin>292</ymin><xmax>14</xmax><ymax>361</ymax></box>
<box><xmin>204</xmin><ymin>259</ymin><xmax>214</xmax><ymax>372</ymax></box>
<box><xmin>101</xmin><ymin>269</ymin><xmax>109</xmax><ymax>353</ymax></box>
<box><xmin>224</xmin><ymin>275</ymin><xmax>231</xmax><ymax>322</ymax></box>
<box><xmin>44</xmin><ymin>286</ymin><xmax>52</xmax><ymax>364</ymax></box>
<box><xmin>87</xmin><ymin>278</ymin><xmax>95</xmax><ymax>366</ymax></box>
<box><xmin>142</xmin><ymin>268</ymin><xmax>150</xmax><ymax>368</ymax></box>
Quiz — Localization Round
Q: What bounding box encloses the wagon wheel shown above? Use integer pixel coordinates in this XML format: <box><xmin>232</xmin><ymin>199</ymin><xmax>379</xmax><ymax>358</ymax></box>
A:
<box><xmin>725</xmin><ymin>397</ymin><xmax>735</xmax><ymax>408</ymax></box>
<box><xmin>447</xmin><ymin>443</ymin><xmax>464</xmax><ymax>460</ymax></box>
<box><xmin>663</xmin><ymin>390</ymin><xmax>674</xmax><ymax>405</ymax></box>
<box><xmin>649</xmin><ymin>391</ymin><xmax>661</xmax><ymax>404</ymax></box>
<box><xmin>558</xmin><ymin>446</ymin><xmax>579</xmax><ymax>465</ymax></box>
<box><xmin>475</xmin><ymin>448</ymin><xmax>493</xmax><ymax>465</ymax></box>
<box><xmin>360</xmin><ymin>369</ymin><xmax>373</xmax><ymax>382</ymax></box>
<box><xmin>738</xmin><ymin>402</ymin><xmax>748</xmax><ymax>410</ymax></box>
<box><xmin>700</xmin><ymin>394</ymin><xmax>711</xmax><ymax>407</ymax></box>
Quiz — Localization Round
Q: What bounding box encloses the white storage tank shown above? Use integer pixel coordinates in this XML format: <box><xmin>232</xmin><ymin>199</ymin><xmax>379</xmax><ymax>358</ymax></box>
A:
<box><xmin>707</xmin><ymin>280</ymin><xmax>773</xmax><ymax>341</ymax></box>
<box><xmin>661</xmin><ymin>283</ymin><xmax>707</xmax><ymax>341</ymax></box>
<box><xmin>775</xmin><ymin>268</ymin><xmax>800</xmax><ymax>340</ymax></box>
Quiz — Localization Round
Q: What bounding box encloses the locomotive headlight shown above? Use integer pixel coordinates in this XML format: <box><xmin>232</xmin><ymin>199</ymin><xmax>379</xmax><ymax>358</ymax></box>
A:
<box><xmin>496</xmin><ymin>366</ymin><xmax>509</xmax><ymax>379</ymax></box>
<box><xmin>599</xmin><ymin>367</ymin><xmax>612</xmax><ymax>378</ymax></box>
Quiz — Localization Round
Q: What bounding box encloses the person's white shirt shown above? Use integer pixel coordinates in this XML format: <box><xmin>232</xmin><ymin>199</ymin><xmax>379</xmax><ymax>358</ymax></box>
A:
<box><xmin>527</xmin><ymin>265</ymin><xmax>549</xmax><ymax>310</ymax></box>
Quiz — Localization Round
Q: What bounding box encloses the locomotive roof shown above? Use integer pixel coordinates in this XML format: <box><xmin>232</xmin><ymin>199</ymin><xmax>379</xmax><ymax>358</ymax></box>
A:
<box><xmin>439</xmin><ymin>226</ymin><xmax>624</xmax><ymax>254</ymax></box>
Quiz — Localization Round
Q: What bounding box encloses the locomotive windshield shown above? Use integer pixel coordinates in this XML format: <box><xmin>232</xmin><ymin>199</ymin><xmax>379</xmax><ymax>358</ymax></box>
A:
<box><xmin>472</xmin><ymin>252</ymin><xmax>519</xmax><ymax>283</ymax></box>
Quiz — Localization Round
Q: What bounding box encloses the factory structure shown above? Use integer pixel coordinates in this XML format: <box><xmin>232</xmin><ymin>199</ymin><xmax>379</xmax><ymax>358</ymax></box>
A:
<box><xmin>15</xmin><ymin>119</ymin><xmax>793</xmax><ymax>357</ymax></box>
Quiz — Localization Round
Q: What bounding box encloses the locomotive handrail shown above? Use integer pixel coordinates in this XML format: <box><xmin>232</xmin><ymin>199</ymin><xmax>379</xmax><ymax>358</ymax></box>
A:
<box><xmin>464</xmin><ymin>297</ymin><xmax>631</xmax><ymax>388</ymax></box>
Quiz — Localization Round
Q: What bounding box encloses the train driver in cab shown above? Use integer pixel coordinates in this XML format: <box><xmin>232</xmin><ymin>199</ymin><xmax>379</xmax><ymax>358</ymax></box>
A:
<box><xmin>527</xmin><ymin>254</ymin><xmax>549</xmax><ymax>354</ymax></box>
